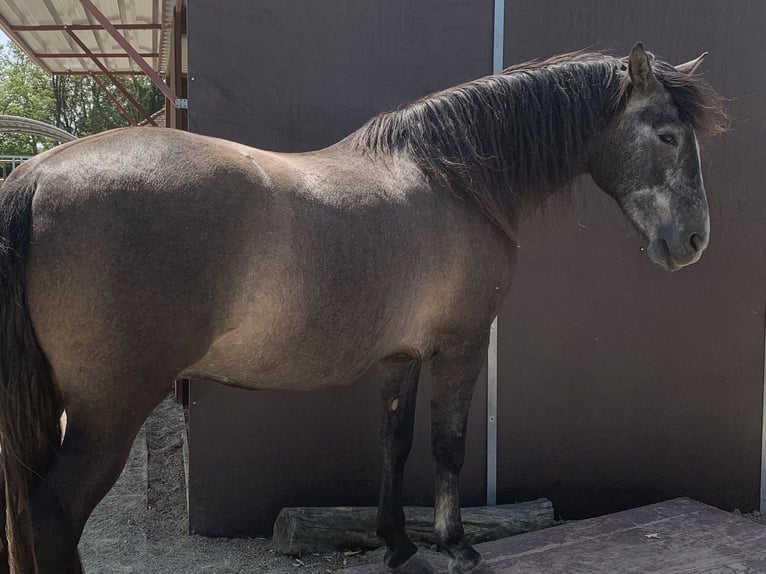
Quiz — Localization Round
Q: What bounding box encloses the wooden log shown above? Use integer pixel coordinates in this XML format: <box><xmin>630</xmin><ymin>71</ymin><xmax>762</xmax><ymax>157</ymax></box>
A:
<box><xmin>273</xmin><ymin>498</ymin><xmax>554</xmax><ymax>556</ymax></box>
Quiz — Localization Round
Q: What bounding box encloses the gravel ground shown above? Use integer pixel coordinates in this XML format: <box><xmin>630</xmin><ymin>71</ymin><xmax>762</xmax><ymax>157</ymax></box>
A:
<box><xmin>734</xmin><ymin>509</ymin><xmax>766</xmax><ymax>527</ymax></box>
<box><xmin>80</xmin><ymin>396</ymin><xmax>384</xmax><ymax>574</ymax></box>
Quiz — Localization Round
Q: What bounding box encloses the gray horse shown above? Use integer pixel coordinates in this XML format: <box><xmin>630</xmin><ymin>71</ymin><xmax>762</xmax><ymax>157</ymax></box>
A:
<box><xmin>0</xmin><ymin>43</ymin><xmax>724</xmax><ymax>574</ymax></box>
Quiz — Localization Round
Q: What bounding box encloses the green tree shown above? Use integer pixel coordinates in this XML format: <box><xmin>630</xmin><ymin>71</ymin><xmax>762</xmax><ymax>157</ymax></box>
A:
<box><xmin>0</xmin><ymin>42</ymin><xmax>163</xmax><ymax>159</ymax></box>
<box><xmin>0</xmin><ymin>43</ymin><xmax>56</xmax><ymax>155</ymax></box>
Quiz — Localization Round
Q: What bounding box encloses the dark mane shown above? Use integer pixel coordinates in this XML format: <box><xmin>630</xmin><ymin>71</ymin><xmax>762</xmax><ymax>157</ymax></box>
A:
<box><xmin>350</xmin><ymin>51</ymin><xmax>726</xmax><ymax>237</ymax></box>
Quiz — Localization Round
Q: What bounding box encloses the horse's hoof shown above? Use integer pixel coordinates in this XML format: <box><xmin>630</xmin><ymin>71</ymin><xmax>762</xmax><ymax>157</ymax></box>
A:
<box><xmin>389</xmin><ymin>551</ymin><xmax>435</xmax><ymax>574</ymax></box>
<box><xmin>448</xmin><ymin>558</ymin><xmax>494</xmax><ymax>574</ymax></box>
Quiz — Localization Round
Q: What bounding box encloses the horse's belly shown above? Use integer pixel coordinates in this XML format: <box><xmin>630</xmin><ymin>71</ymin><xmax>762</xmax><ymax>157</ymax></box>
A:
<box><xmin>180</xmin><ymin>325</ymin><xmax>377</xmax><ymax>391</ymax></box>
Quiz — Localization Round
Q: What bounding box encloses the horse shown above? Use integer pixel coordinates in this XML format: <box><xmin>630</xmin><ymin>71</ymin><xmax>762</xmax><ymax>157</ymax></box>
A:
<box><xmin>0</xmin><ymin>43</ymin><xmax>725</xmax><ymax>574</ymax></box>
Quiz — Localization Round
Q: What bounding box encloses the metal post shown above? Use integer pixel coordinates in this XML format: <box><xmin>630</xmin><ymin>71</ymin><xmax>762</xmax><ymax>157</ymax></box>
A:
<box><xmin>77</xmin><ymin>0</ymin><xmax>183</xmax><ymax>107</ymax></box>
<box><xmin>486</xmin><ymin>0</ymin><xmax>504</xmax><ymax>508</ymax></box>
<box><xmin>493</xmin><ymin>0</ymin><xmax>505</xmax><ymax>76</ymax></box>
<box><xmin>487</xmin><ymin>318</ymin><xmax>498</xmax><ymax>506</ymax></box>
<box><xmin>173</xmin><ymin>0</ymin><xmax>186</xmax><ymax>129</ymax></box>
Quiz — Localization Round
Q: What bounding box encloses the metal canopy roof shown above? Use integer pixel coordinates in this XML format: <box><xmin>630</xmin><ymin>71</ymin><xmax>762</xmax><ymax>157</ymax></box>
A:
<box><xmin>0</xmin><ymin>115</ymin><xmax>77</xmax><ymax>142</ymax></box>
<box><xmin>0</xmin><ymin>0</ymin><xmax>178</xmax><ymax>75</ymax></box>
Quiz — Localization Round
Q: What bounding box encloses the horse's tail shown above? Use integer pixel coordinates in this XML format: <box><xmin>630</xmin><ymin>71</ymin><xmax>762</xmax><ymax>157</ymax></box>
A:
<box><xmin>0</xmin><ymin>170</ymin><xmax>62</xmax><ymax>574</ymax></box>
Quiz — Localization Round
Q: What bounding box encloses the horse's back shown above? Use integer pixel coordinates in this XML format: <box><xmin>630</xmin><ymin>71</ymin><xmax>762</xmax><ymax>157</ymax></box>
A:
<box><xmin>16</xmin><ymin>129</ymin><xmax>407</xmax><ymax>392</ymax></box>
<box><xmin>15</xmin><ymin>127</ymin><xmax>509</xmax><ymax>400</ymax></box>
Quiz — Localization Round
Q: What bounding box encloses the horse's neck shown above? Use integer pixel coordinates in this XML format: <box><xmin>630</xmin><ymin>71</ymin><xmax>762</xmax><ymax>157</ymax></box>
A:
<box><xmin>501</xmin><ymin>64</ymin><xmax>615</xmax><ymax>177</ymax></box>
<box><xmin>472</xmin><ymin>62</ymin><xmax>619</xmax><ymax>226</ymax></box>
<box><xmin>349</xmin><ymin>58</ymin><xmax>618</xmax><ymax>236</ymax></box>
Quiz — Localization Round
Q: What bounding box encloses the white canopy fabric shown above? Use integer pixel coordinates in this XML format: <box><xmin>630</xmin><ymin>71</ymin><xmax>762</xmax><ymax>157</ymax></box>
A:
<box><xmin>0</xmin><ymin>0</ymin><xmax>178</xmax><ymax>75</ymax></box>
<box><xmin>0</xmin><ymin>115</ymin><xmax>77</xmax><ymax>142</ymax></box>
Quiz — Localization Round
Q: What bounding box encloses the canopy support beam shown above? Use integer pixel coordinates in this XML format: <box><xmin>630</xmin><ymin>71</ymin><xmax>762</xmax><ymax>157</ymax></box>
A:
<box><xmin>37</xmin><ymin>52</ymin><xmax>159</xmax><ymax>59</ymax></box>
<box><xmin>66</xmin><ymin>28</ymin><xmax>156</xmax><ymax>126</ymax></box>
<box><xmin>77</xmin><ymin>0</ymin><xmax>182</xmax><ymax>108</ymax></box>
<box><xmin>11</xmin><ymin>24</ymin><xmax>162</xmax><ymax>31</ymax></box>
<box><xmin>89</xmin><ymin>73</ymin><xmax>138</xmax><ymax>126</ymax></box>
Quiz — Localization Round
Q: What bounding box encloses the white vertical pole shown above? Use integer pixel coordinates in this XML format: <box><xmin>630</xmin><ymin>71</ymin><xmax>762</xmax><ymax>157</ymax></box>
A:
<box><xmin>487</xmin><ymin>0</ymin><xmax>504</xmax><ymax>508</ymax></box>
<box><xmin>493</xmin><ymin>0</ymin><xmax>505</xmax><ymax>76</ymax></box>
<box><xmin>487</xmin><ymin>317</ymin><xmax>498</xmax><ymax>506</ymax></box>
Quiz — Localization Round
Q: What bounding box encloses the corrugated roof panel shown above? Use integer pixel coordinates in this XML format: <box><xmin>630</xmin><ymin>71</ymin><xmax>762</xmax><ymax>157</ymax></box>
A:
<box><xmin>181</xmin><ymin>32</ymin><xmax>187</xmax><ymax>74</ymax></box>
<box><xmin>20</xmin><ymin>31</ymin><xmax>77</xmax><ymax>54</ymax></box>
<box><xmin>89</xmin><ymin>28</ymin><xmax>157</xmax><ymax>54</ymax></box>
<box><xmin>0</xmin><ymin>0</ymin><xmax>171</xmax><ymax>75</ymax></box>
<box><xmin>158</xmin><ymin>0</ymin><xmax>173</xmax><ymax>73</ymax></box>
<box><xmin>41</xmin><ymin>55</ymin><xmax>161</xmax><ymax>74</ymax></box>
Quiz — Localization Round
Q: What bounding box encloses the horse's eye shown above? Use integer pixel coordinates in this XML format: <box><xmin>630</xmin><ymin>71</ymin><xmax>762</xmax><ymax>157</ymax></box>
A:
<box><xmin>658</xmin><ymin>133</ymin><xmax>677</xmax><ymax>145</ymax></box>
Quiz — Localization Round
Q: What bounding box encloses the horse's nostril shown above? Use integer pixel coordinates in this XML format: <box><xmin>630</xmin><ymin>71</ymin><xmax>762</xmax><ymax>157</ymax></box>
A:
<box><xmin>690</xmin><ymin>233</ymin><xmax>704</xmax><ymax>252</ymax></box>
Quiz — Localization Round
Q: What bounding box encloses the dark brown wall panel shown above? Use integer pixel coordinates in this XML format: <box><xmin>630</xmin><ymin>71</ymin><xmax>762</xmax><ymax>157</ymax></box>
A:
<box><xmin>187</xmin><ymin>0</ymin><xmax>493</xmax><ymax>536</ymax></box>
<box><xmin>189</xmin><ymin>369</ymin><xmax>487</xmax><ymax>536</ymax></box>
<box><xmin>188</xmin><ymin>0</ymin><xmax>494</xmax><ymax>151</ymax></box>
<box><xmin>498</xmin><ymin>0</ymin><xmax>766</xmax><ymax>517</ymax></box>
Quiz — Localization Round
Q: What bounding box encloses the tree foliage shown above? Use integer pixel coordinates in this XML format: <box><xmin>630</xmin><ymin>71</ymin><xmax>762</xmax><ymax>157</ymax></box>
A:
<box><xmin>0</xmin><ymin>42</ymin><xmax>163</xmax><ymax>160</ymax></box>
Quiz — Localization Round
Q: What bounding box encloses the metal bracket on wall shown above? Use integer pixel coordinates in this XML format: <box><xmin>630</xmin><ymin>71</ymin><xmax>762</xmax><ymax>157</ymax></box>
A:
<box><xmin>175</xmin><ymin>99</ymin><xmax>189</xmax><ymax>110</ymax></box>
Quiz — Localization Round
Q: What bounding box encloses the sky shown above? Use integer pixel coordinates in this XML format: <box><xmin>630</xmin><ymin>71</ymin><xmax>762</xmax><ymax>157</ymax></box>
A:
<box><xmin>0</xmin><ymin>29</ymin><xmax>8</xmax><ymax>48</ymax></box>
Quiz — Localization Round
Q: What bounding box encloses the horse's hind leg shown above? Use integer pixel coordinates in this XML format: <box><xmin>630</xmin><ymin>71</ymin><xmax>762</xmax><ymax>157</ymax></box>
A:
<box><xmin>23</xmin><ymin>382</ymin><xmax>167</xmax><ymax>573</ymax></box>
<box><xmin>376</xmin><ymin>357</ymin><xmax>433</xmax><ymax>574</ymax></box>
<box><xmin>0</xmin><ymin>455</ymin><xmax>74</xmax><ymax>574</ymax></box>
<box><xmin>429</xmin><ymin>335</ymin><xmax>492</xmax><ymax>574</ymax></box>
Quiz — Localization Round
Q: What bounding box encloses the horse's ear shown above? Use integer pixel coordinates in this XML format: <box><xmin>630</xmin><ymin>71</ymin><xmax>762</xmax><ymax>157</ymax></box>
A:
<box><xmin>675</xmin><ymin>52</ymin><xmax>708</xmax><ymax>75</ymax></box>
<box><xmin>628</xmin><ymin>42</ymin><xmax>656</xmax><ymax>92</ymax></box>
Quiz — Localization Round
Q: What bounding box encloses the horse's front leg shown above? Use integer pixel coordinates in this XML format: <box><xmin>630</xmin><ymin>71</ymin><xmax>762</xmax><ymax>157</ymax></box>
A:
<box><xmin>429</xmin><ymin>334</ymin><xmax>492</xmax><ymax>574</ymax></box>
<box><xmin>376</xmin><ymin>357</ymin><xmax>434</xmax><ymax>573</ymax></box>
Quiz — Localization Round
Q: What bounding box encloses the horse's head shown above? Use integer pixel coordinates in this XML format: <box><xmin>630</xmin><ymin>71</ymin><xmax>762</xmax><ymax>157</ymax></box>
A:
<box><xmin>590</xmin><ymin>43</ymin><xmax>722</xmax><ymax>271</ymax></box>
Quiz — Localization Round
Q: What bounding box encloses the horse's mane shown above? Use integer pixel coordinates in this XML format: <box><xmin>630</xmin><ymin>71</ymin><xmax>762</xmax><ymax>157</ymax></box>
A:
<box><xmin>349</xmin><ymin>51</ymin><xmax>726</xmax><ymax>236</ymax></box>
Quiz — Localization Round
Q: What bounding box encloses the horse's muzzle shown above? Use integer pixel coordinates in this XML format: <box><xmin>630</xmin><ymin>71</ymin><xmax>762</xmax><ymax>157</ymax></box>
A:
<box><xmin>647</xmin><ymin>224</ymin><xmax>709</xmax><ymax>271</ymax></box>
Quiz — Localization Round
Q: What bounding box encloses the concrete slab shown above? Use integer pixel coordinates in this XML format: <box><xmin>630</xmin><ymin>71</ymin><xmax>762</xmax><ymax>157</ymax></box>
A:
<box><xmin>341</xmin><ymin>498</ymin><xmax>766</xmax><ymax>574</ymax></box>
